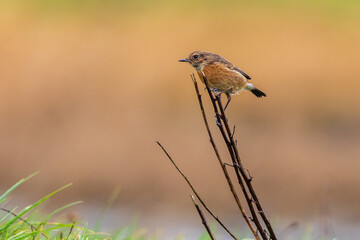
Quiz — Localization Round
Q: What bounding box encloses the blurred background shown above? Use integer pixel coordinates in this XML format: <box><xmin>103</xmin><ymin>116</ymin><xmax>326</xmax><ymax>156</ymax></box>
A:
<box><xmin>0</xmin><ymin>0</ymin><xmax>359</xmax><ymax>239</ymax></box>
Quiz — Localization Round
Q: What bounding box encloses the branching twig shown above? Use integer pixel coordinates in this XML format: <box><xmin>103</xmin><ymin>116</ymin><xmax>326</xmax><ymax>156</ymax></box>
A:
<box><xmin>190</xmin><ymin>194</ymin><xmax>216</xmax><ymax>240</ymax></box>
<box><xmin>216</xmin><ymin>91</ymin><xmax>277</xmax><ymax>240</ymax></box>
<box><xmin>191</xmin><ymin>73</ymin><xmax>260</xmax><ymax>240</ymax></box>
<box><xmin>196</xmin><ymin>72</ymin><xmax>268</xmax><ymax>240</ymax></box>
<box><xmin>157</xmin><ymin>71</ymin><xmax>277</xmax><ymax>240</ymax></box>
<box><xmin>156</xmin><ymin>141</ymin><xmax>238</xmax><ymax>240</ymax></box>
<box><xmin>197</xmin><ymin>71</ymin><xmax>277</xmax><ymax>240</ymax></box>
<box><xmin>215</xmin><ymin>94</ymin><xmax>268</xmax><ymax>240</ymax></box>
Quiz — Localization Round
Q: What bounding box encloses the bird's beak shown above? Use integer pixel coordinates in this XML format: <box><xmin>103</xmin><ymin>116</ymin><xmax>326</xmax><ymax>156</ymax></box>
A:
<box><xmin>178</xmin><ymin>58</ymin><xmax>188</xmax><ymax>62</ymax></box>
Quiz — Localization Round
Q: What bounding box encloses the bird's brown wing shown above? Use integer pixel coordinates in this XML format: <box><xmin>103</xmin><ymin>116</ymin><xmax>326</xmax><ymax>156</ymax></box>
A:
<box><xmin>232</xmin><ymin>67</ymin><xmax>251</xmax><ymax>80</ymax></box>
<box><xmin>220</xmin><ymin>59</ymin><xmax>251</xmax><ymax>80</ymax></box>
<box><xmin>210</xmin><ymin>54</ymin><xmax>252</xmax><ymax>80</ymax></box>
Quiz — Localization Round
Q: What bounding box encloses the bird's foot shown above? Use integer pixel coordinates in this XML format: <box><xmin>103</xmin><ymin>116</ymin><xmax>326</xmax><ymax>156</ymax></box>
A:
<box><xmin>211</xmin><ymin>88</ymin><xmax>225</xmax><ymax>96</ymax></box>
<box><xmin>215</xmin><ymin>118</ymin><xmax>221</xmax><ymax>126</ymax></box>
<box><xmin>214</xmin><ymin>113</ymin><xmax>221</xmax><ymax>126</ymax></box>
<box><xmin>224</xmin><ymin>163</ymin><xmax>240</xmax><ymax>168</ymax></box>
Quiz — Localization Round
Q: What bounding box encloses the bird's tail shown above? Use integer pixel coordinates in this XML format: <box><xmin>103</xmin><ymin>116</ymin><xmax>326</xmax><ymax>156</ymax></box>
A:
<box><xmin>251</xmin><ymin>88</ymin><xmax>266</xmax><ymax>97</ymax></box>
<box><xmin>246</xmin><ymin>83</ymin><xmax>266</xmax><ymax>98</ymax></box>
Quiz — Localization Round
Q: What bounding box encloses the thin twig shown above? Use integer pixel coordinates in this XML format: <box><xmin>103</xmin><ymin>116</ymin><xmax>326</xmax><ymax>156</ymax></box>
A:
<box><xmin>156</xmin><ymin>141</ymin><xmax>238</xmax><ymax>240</ymax></box>
<box><xmin>190</xmin><ymin>194</ymin><xmax>216</xmax><ymax>240</ymax></box>
<box><xmin>215</xmin><ymin>95</ymin><xmax>269</xmax><ymax>240</ymax></box>
<box><xmin>198</xmin><ymin>71</ymin><xmax>278</xmax><ymax>239</ymax></box>
<box><xmin>216</xmin><ymin>94</ymin><xmax>277</xmax><ymax>240</ymax></box>
<box><xmin>197</xmin><ymin>72</ymin><xmax>269</xmax><ymax>240</ymax></box>
<box><xmin>191</xmin><ymin>73</ymin><xmax>260</xmax><ymax>240</ymax></box>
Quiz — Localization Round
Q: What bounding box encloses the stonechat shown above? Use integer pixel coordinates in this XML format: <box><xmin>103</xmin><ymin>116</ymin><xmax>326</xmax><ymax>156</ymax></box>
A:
<box><xmin>179</xmin><ymin>51</ymin><xmax>266</xmax><ymax>109</ymax></box>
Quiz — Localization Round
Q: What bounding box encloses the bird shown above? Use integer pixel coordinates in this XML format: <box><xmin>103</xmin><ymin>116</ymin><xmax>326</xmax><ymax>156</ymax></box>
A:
<box><xmin>179</xmin><ymin>51</ymin><xmax>266</xmax><ymax>110</ymax></box>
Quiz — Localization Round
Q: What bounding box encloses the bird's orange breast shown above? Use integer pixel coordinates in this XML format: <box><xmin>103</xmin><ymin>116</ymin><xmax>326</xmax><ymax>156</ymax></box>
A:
<box><xmin>198</xmin><ymin>63</ymin><xmax>247</xmax><ymax>93</ymax></box>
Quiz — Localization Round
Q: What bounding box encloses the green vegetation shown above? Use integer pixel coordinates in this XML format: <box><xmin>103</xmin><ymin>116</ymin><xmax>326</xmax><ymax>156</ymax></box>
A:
<box><xmin>0</xmin><ymin>173</ymin><xmax>160</xmax><ymax>240</ymax></box>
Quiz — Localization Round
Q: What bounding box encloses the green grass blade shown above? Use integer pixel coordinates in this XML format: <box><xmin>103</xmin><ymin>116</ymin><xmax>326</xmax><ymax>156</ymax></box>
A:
<box><xmin>0</xmin><ymin>207</ymin><xmax>18</xmax><ymax>224</ymax></box>
<box><xmin>94</xmin><ymin>187</ymin><xmax>120</xmax><ymax>232</ymax></box>
<box><xmin>0</xmin><ymin>172</ymin><xmax>38</xmax><ymax>204</ymax></box>
<box><xmin>7</xmin><ymin>230</ymin><xmax>29</xmax><ymax>240</ymax></box>
<box><xmin>38</xmin><ymin>201</ymin><xmax>82</xmax><ymax>226</ymax></box>
<box><xmin>9</xmin><ymin>229</ymin><xmax>45</xmax><ymax>240</ymax></box>
<box><xmin>33</xmin><ymin>201</ymin><xmax>82</xmax><ymax>238</ymax></box>
<box><xmin>0</xmin><ymin>183</ymin><xmax>72</xmax><ymax>232</ymax></box>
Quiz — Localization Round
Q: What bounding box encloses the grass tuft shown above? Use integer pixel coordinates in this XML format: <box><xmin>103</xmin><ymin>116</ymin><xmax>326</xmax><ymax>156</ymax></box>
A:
<box><xmin>0</xmin><ymin>174</ymin><xmax>153</xmax><ymax>240</ymax></box>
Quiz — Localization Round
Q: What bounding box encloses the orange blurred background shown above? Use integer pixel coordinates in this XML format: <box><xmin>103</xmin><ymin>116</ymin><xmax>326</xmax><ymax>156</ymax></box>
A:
<box><xmin>0</xmin><ymin>0</ymin><xmax>359</xmax><ymax>238</ymax></box>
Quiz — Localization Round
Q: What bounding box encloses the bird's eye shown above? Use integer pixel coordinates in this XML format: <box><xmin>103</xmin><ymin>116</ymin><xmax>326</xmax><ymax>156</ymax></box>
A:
<box><xmin>193</xmin><ymin>55</ymin><xmax>199</xmax><ymax>59</ymax></box>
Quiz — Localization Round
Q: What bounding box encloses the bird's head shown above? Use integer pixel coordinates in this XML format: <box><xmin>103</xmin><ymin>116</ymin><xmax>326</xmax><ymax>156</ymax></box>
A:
<box><xmin>178</xmin><ymin>51</ymin><xmax>215</xmax><ymax>71</ymax></box>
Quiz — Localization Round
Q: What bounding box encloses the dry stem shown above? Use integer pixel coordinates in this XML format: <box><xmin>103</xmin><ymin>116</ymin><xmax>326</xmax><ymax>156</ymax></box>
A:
<box><xmin>190</xmin><ymin>194</ymin><xmax>216</xmax><ymax>240</ymax></box>
<box><xmin>191</xmin><ymin>73</ymin><xmax>260</xmax><ymax>240</ymax></box>
<box><xmin>156</xmin><ymin>141</ymin><xmax>238</xmax><ymax>240</ymax></box>
<box><xmin>197</xmin><ymin>72</ymin><xmax>277</xmax><ymax>240</ymax></box>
